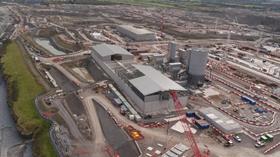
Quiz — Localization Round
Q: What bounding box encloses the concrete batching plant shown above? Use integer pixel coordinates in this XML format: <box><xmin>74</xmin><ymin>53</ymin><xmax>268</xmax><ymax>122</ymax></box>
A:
<box><xmin>162</xmin><ymin>41</ymin><xmax>209</xmax><ymax>86</ymax></box>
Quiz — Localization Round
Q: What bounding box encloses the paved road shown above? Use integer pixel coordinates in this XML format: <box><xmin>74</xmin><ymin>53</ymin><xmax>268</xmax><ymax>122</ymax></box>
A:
<box><xmin>38</xmin><ymin>50</ymin><xmax>90</xmax><ymax>88</ymax></box>
<box><xmin>90</xmin><ymin>94</ymin><xmax>184</xmax><ymax>142</ymax></box>
<box><xmin>245</xmin><ymin>113</ymin><xmax>280</xmax><ymax>135</ymax></box>
<box><xmin>83</xmin><ymin>96</ymin><xmax>108</xmax><ymax>157</ymax></box>
<box><xmin>53</xmin><ymin>99</ymin><xmax>85</xmax><ymax>141</ymax></box>
<box><xmin>208</xmin><ymin>71</ymin><xmax>280</xmax><ymax>136</ymax></box>
<box><xmin>85</xmin><ymin>94</ymin><xmax>277</xmax><ymax>157</ymax></box>
<box><xmin>53</xmin><ymin>63</ymin><xmax>87</xmax><ymax>87</ymax></box>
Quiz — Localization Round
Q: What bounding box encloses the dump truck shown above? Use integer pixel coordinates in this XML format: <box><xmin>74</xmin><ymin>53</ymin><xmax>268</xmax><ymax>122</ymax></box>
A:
<box><xmin>124</xmin><ymin>125</ymin><xmax>144</xmax><ymax>141</ymax></box>
<box><xmin>260</xmin><ymin>134</ymin><xmax>273</xmax><ymax>143</ymax></box>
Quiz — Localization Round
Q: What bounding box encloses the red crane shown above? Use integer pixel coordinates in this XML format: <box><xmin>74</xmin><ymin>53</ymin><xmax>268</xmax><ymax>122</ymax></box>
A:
<box><xmin>104</xmin><ymin>145</ymin><xmax>120</xmax><ymax>157</ymax></box>
<box><xmin>169</xmin><ymin>91</ymin><xmax>209</xmax><ymax>157</ymax></box>
<box><xmin>160</xmin><ymin>15</ymin><xmax>165</xmax><ymax>38</ymax></box>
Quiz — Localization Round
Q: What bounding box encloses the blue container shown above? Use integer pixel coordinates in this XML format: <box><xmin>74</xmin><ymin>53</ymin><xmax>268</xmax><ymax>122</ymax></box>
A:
<box><xmin>200</xmin><ymin>124</ymin><xmax>210</xmax><ymax>129</ymax></box>
<box><xmin>195</xmin><ymin>120</ymin><xmax>210</xmax><ymax>129</ymax></box>
<box><xmin>186</xmin><ymin>111</ymin><xmax>195</xmax><ymax>117</ymax></box>
<box><xmin>241</xmin><ymin>95</ymin><xmax>256</xmax><ymax>105</ymax></box>
<box><xmin>255</xmin><ymin>108</ymin><xmax>266</xmax><ymax>113</ymax></box>
<box><xmin>194</xmin><ymin>114</ymin><xmax>202</xmax><ymax>120</ymax></box>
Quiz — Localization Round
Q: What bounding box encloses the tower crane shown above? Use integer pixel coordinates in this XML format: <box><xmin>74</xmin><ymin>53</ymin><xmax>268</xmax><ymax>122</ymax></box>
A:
<box><xmin>224</xmin><ymin>25</ymin><xmax>231</xmax><ymax>62</ymax></box>
<box><xmin>159</xmin><ymin>10</ymin><xmax>165</xmax><ymax>38</ymax></box>
<box><xmin>256</xmin><ymin>31</ymin><xmax>263</xmax><ymax>57</ymax></box>
<box><xmin>169</xmin><ymin>91</ymin><xmax>209</xmax><ymax>157</ymax></box>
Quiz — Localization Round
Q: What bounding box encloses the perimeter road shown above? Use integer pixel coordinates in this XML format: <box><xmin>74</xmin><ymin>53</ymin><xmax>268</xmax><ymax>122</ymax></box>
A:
<box><xmin>83</xmin><ymin>96</ymin><xmax>108</xmax><ymax>157</ymax></box>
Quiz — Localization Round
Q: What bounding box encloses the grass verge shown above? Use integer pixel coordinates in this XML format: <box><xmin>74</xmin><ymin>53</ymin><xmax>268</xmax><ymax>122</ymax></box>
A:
<box><xmin>1</xmin><ymin>40</ymin><xmax>57</xmax><ymax>157</ymax></box>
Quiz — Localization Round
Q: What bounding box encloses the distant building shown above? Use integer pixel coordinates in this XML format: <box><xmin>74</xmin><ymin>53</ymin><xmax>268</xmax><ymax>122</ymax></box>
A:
<box><xmin>273</xmin><ymin>88</ymin><xmax>280</xmax><ymax>97</ymax></box>
<box><xmin>91</xmin><ymin>43</ymin><xmax>188</xmax><ymax>115</ymax></box>
<box><xmin>117</xmin><ymin>25</ymin><xmax>156</xmax><ymax>41</ymax></box>
<box><xmin>92</xmin><ymin>43</ymin><xmax>134</xmax><ymax>61</ymax></box>
<box><xmin>262</xmin><ymin>45</ymin><xmax>280</xmax><ymax>57</ymax></box>
<box><xmin>271</xmin><ymin>50</ymin><xmax>280</xmax><ymax>57</ymax></box>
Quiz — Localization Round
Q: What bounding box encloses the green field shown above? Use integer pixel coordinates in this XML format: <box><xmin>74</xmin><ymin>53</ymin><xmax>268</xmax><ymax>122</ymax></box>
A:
<box><xmin>1</xmin><ymin>41</ymin><xmax>57</xmax><ymax>157</ymax></box>
<box><xmin>96</xmin><ymin>0</ymin><xmax>263</xmax><ymax>10</ymax></box>
<box><xmin>96</xmin><ymin>0</ymin><xmax>184</xmax><ymax>7</ymax></box>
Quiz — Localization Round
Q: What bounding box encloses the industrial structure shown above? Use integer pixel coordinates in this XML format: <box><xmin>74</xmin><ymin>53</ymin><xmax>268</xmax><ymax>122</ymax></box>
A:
<box><xmin>167</xmin><ymin>41</ymin><xmax>177</xmax><ymax>62</ymax></box>
<box><xmin>91</xmin><ymin>43</ymin><xmax>188</xmax><ymax>115</ymax></box>
<box><xmin>162</xmin><ymin>44</ymin><xmax>209</xmax><ymax>86</ymax></box>
<box><xmin>8</xmin><ymin>3</ymin><xmax>280</xmax><ymax>157</ymax></box>
<box><xmin>161</xmin><ymin>143</ymin><xmax>189</xmax><ymax>157</ymax></box>
<box><xmin>187</xmin><ymin>48</ymin><xmax>209</xmax><ymax>85</ymax></box>
<box><xmin>170</xmin><ymin>91</ymin><xmax>208</xmax><ymax>157</ymax></box>
<box><xmin>175</xmin><ymin>47</ymin><xmax>209</xmax><ymax>85</ymax></box>
<box><xmin>199</xmin><ymin>107</ymin><xmax>242</xmax><ymax>134</ymax></box>
<box><xmin>91</xmin><ymin>43</ymin><xmax>134</xmax><ymax>61</ymax></box>
<box><xmin>117</xmin><ymin>25</ymin><xmax>156</xmax><ymax>41</ymax></box>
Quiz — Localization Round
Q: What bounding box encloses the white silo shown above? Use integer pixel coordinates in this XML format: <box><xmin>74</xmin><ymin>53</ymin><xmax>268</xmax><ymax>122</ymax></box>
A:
<box><xmin>168</xmin><ymin>41</ymin><xmax>176</xmax><ymax>62</ymax></box>
<box><xmin>188</xmin><ymin>48</ymin><xmax>209</xmax><ymax>85</ymax></box>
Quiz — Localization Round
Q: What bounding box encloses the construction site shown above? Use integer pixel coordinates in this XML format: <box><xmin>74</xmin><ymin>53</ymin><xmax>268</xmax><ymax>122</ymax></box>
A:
<box><xmin>1</xmin><ymin>1</ymin><xmax>280</xmax><ymax>157</ymax></box>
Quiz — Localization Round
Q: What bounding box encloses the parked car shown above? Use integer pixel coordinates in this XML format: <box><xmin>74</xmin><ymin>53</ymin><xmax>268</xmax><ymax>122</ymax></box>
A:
<box><xmin>233</xmin><ymin>135</ymin><xmax>242</xmax><ymax>142</ymax></box>
<box><xmin>255</xmin><ymin>141</ymin><xmax>265</xmax><ymax>148</ymax></box>
<box><xmin>224</xmin><ymin>140</ymin><xmax>234</xmax><ymax>147</ymax></box>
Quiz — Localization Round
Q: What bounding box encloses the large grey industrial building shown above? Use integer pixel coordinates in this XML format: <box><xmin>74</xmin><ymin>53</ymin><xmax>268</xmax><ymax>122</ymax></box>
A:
<box><xmin>117</xmin><ymin>25</ymin><xmax>156</xmax><ymax>41</ymax></box>
<box><xmin>91</xmin><ymin>43</ymin><xmax>188</xmax><ymax>115</ymax></box>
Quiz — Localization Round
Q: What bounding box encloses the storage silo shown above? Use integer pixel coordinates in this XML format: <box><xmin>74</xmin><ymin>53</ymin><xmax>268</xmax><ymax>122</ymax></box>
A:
<box><xmin>188</xmin><ymin>48</ymin><xmax>208</xmax><ymax>85</ymax></box>
<box><xmin>168</xmin><ymin>41</ymin><xmax>176</xmax><ymax>62</ymax></box>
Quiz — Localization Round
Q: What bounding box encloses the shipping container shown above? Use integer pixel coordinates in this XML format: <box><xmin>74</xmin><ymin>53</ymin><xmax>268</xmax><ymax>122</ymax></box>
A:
<box><xmin>128</xmin><ymin>114</ymin><xmax>135</xmax><ymax>121</ymax></box>
<box><xmin>112</xmin><ymin>98</ymin><xmax>122</xmax><ymax>106</ymax></box>
<box><xmin>271</xmin><ymin>94</ymin><xmax>280</xmax><ymax>102</ymax></box>
<box><xmin>186</xmin><ymin>111</ymin><xmax>195</xmax><ymax>117</ymax></box>
<box><xmin>135</xmin><ymin>115</ymin><xmax>142</xmax><ymax>122</ymax></box>
<box><xmin>195</xmin><ymin>120</ymin><xmax>210</xmax><ymax>129</ymax></box>
<box><xmin>165</xmin><ymin>151</ymin><xmax>178</xmax><ymax>157</ymax></box>
<box><xmin>241</xmin><ymin>95</ymin><xmax>256</xmax><ymax>105</ymax></box>
<box><xmin>186</xmin><ymin>111</ymin><xmax>201</xmax><ymax>119</ymax></box>
<box><xmin>255</xmin><ymin>108</ymin><xmax>266</xmax><ymax>113</ymax></box>
<box><xmin>120</xmin><ymin>105</ymin><xmax>128</xmax><ymax>115</ymax></box>
<box><xmin>170</xmin><ymin>148</ymin><xmax>182</xmax><ymax>155</ymax></box>
<box><xmin>106</xmin><ymin>91</ymin><xmax>116</xmax><ymax>99</ymax></box>
<box><xmin>194</xmin><ymin>113</ymin><xmax>202</xmax><ymax>120</ymax></box>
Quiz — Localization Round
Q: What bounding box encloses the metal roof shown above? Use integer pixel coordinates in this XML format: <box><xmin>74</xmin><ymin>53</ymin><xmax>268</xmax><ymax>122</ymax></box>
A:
<box><xmin>92</xmin><ymin>43</ymin><xmax>133</xmax><ymax>57</ymax></box>
<box><xmin>174</xmin><ymin>143</ymin><xmax>189</xmax><ymax>152</ymax></box>
<box><xmin>199</xmin><ymin>107</ymin><xmax>241</xmax><ymax>133</ymax></box>
<box><xmin>129</xmin><ymin>76</ymin><xmax>162</xmax><ymax>96</ymax></box>
<box><xmin>129</xmin><ymin>64</ymin><xmax>186</xmax><ymax>96</ymax></box>
<box><xmin>118</xmin><ymin>25</ymin><xmax>154</xmax><ymax>35</ymax></box>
